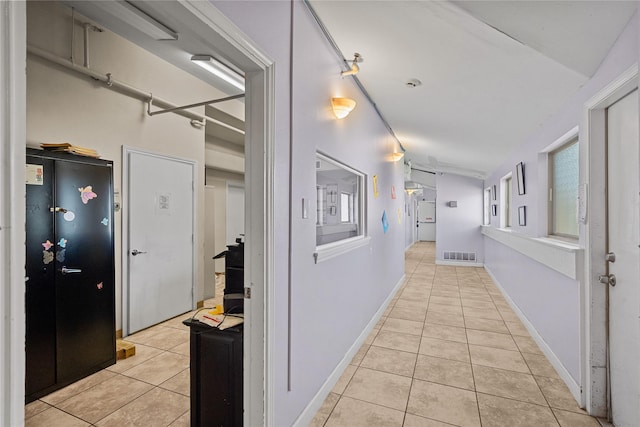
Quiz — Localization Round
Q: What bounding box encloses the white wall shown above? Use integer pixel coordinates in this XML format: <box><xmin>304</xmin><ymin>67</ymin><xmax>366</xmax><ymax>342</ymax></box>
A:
<box><xmin>205</xmin><ymin>169</ymin><xmax>244</xmax><ymax>273</ymax></box>
<box><xmin>435</xmin><ymin>173</ymin><xmax>484</xmax><ymax>264</ymax></box>
<box><xmin>483</xmin><ymin>10</ymin><xmax>638</xmax><ymax>391</ymax></box>
<box><xmin>26</xmin><ymin>1</ymin><xmax>232</xmax><ymax>329</ymax></box>
<box><xmin>213</xmin><ymin>1</ymin><xmax>405</xmax><ymax>425</ymax></box>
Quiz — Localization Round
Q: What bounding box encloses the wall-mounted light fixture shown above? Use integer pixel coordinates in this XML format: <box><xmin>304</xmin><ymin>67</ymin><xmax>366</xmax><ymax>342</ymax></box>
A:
<box><xmin>405</xmin><ymin>181</ymin><xmax>423</xmax><ymax>196</ymax></box>
<box><xmin>90</xmin><ymin>1</ymin><xmax>178</xmax><ymax>40</ymax></box>
<box><xmin>191</xmin><ymin>55</ymin><xmax>245</xmax><ymax>91</ymax></box>
<box><xmin>390</xmin><ymin>152</ymin><xmax>404</xmax><ymax>162</ymax></box>
<box><xmin>331</xmin><ymin>97</ymin><xmax>356</xmax><ymax>119</ymax></box>
<box><xmin>405</xmin><ymin>188</ymin><xmax>423</xmax><ymax>196</ymax></box>
<box><xmin>341</xmin><ymin>53</ymin><xmax>363</xmax><ymax>77</ymax></box>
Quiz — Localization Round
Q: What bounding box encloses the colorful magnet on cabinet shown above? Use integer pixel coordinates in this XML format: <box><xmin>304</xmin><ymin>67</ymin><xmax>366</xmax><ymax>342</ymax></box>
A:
<box><xmin>56</xmin><ymin>249</ymin><xmax>66</xmax><ymax>262</ymax></box>
<box><xmin>42</xmin><ymin>240</ymin><xmax>53</xmax><ymax>251</ymax></box>
<box><xmin>101</xmin><ymin>218</ymin><xmax>109</xmax><ymax>226</ymax></box>
<box><xmin>78</xmin><ymin>186</ymin><xmax>97</xmax><ymax>204</ymax></box>
<box><xmin>58</xmin><ymin>238</ymin><xmax>67</xmax><ymax>248</ymax></box>
<box><xmin>391</xmin><ymin>185</ymin><xmax>396</xmax><ymax>199</ymax></box>
<box><xmin>96</xmin><ymin>282</ymin><xmax>103</xmax><ymax>290</ymax></box>
<box><xmin>397</xmin><ymin>208</ymin><xmax>402</xmax><ymax>224</ymax></box>
<box><xmin>43</xmin><ymin>250</ymin><xmax>54</xmax><ymax>265</ymax></box>
<box><xmin>63</xmin><ymin>211</ymin><xmax>76</xmax><ymax>221</ymax></box>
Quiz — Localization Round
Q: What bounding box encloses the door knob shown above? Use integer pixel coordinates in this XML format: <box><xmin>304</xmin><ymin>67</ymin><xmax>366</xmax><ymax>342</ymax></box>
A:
<box><xmin>131</xmin><ymin>249</ymin><xmax>147</xmax><ymax>256</ymax></box>
<box><xmin>598</xmin><ymin>274</ymin><xmax>616</xmax><ymax>286</ymax></box>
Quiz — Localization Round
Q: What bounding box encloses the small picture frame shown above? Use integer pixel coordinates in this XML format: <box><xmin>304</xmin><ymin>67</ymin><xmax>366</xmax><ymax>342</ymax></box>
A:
<box><xmin>516</xmin><ymin>162</ymin><xmax>525</xmax><ymax>195</ymax></box>
<box><xmin>492</xmin><ymin>204</ymin><xmax>497</xmax><ymax>216</ymax></box>
<box><xmin>492</xmin><ymin>185</ymin><xmax>497</xmax><ymax>200</ymax></box>
<box><xmin>518</xmin><ymin>206</ymin><xmax>526</xmax><ymax>226</ymax></box>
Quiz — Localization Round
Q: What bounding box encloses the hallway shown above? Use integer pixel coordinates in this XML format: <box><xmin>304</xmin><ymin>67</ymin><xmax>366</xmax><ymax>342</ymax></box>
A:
<box><xmin>311</xmin><ymin>242</ymin><xmax>600</xmax><ymax>427</ymax></box>
<box><xmin>23</xmin><ymin>242</ymin><xmax>602</xmax><ymax>426</ymax></box>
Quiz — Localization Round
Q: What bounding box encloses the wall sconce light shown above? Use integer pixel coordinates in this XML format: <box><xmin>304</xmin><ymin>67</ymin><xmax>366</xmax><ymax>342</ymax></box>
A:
<box><xmin>331</xmin><ymin>97</ymin><xmax>356</xmax><ymax>119</ymax></box>
<box><xmin>341</xmin><ymin>53</ymin><xmax>363</xmax><ymax>77</ymax></box>
<box><xmin>390</xmin><ymin>152</ymin><xmax>404</xmax><ymax>162</ymax></box>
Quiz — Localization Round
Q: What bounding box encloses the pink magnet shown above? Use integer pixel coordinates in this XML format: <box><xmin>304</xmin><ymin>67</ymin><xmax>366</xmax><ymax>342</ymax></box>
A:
<box><xmin>78</xmin><ymin>186</ymin><xmax>97</xmax><ymax>204</ymax></box>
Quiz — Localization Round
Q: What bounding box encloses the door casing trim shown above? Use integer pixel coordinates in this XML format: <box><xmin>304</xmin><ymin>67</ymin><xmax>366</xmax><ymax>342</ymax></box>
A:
<box><xmin>581</xmin><ymin>62</ymin><xmax>638</xmax><ymax>417</ymax></box>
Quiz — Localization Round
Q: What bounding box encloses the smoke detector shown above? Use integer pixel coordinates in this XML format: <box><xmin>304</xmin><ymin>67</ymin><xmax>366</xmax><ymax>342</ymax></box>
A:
<box><xmin>406</xmin><ymin>78</ymin><xmax>422</xmax><ymax>88</ymax></box>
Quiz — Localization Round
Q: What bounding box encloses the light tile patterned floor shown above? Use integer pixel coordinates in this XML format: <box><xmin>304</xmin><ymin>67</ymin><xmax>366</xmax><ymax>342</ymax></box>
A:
<box><xmin>311</xmin><ymin>242</ymin><xmax>602</xmax><ymax>427</ymax></box>
<box><xmin>24</xmin><ymin>277</ymin><xmax>225</xmax><ymax>427</ymax></box>
<box><xmin>25</xmin><ymin>246</ymin><xmax>602</xmax><ymax>426</ymax></box>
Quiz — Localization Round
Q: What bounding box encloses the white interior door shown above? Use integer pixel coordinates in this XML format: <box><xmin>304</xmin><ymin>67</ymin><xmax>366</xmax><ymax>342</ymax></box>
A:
<box><xmin>606</xmin><ymin>89</ymin><xmax>640</xmax><ymax>426</ymax></box>
<box><xmin>417</xmin><ymin>200</ymin><xmax>436</xmax><ymax>241</ymax></box>
<box><xmin>126</xmin><ymin>149</ymin><xmax>195</xmax><ymax>334</ymax></box>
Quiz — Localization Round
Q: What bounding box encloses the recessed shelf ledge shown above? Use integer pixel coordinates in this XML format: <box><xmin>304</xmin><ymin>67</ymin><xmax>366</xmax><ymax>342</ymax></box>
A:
<box><xmin>481</xmin><ymin>226</ymin><xmax>584</xmax><ymax>281</ymax></box>
<box><xmin>314</xmin><ymin>236</ymin><xmax>371</xmax><ymax>264</ymax></box>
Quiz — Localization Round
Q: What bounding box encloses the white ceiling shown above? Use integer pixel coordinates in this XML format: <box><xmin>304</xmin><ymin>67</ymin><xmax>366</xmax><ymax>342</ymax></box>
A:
<box><xmin>61</xmin><ymin>1</ymin><xmax>636</xmax><ymax>178</ymax></box>
<box><xmin>308</xmin><ymin>0</ymin><xmax>636</xmax><ymax>177</ymax></box>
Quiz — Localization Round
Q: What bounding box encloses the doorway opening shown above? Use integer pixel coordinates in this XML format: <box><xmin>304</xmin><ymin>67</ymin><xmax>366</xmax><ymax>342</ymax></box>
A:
<box><xmin>8</xmin><ymin>1</ymin><xmax>274</xmax><ymax>424</ymax></box>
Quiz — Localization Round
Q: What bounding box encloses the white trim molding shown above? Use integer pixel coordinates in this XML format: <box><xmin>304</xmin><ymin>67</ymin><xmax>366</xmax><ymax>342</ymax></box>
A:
<box><xmin>580</xmin><ymin>62</ymin><xmax>638</xmax><ymax>417</ymax></box>
<box><xmin>481</xmin><ymin>226</ymin><xmax>584</xmax><ymax>281</ymax></box>
<box><xmin>169</xmin><ymin>3</ymin><xmax>277</xmax><ymax>425</ymax></box>
<box><xmin>314</xmin><ymin>236</ymin><xmax>371</xmax><ymax>263</ymax></box>
<box><xmin>0</xmin><ymin>2</ymin><xmax>26</xmax><ymax>425</ymax></box>
<box><xmin>435</xmin><ymin>260</ymin><xmax>484</xmax><ymax>268</ymax></box>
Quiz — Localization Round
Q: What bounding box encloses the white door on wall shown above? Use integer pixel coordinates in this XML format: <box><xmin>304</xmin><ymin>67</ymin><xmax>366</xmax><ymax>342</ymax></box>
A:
<box><xmin>417</xmin><ymin>200</ymin><xmax>436</xmax><ymax>241</ymax></box>
<box><xmin>226</xmin><ymin>183</ymin><xmax>245</xmax><ymax>244</ymax></box>
<box><xmin>125</xmin><ymin>149</ymin><xmax>195</xmax><ymax>335</ymax></box>
<box><xmin>606</xmin><ymin>89</ymin><xmax>640</xmax><ymax>426</ymax></box>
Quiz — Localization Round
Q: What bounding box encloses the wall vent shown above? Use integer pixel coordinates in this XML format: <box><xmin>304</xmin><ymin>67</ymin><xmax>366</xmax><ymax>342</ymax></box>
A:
<box><xmin>443</xmin><ymin>251</ymin><xmax>476</xmax><ymax>262</ymax></box>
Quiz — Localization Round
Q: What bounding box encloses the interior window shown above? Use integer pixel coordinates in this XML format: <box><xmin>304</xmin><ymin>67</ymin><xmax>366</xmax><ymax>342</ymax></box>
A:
<box><xmin>316</xmin><ymin>153</ymin><xmax>364</xmax><ymax>246</ymax></box>
<box><xmin>549</xmin><ymin>138</ymin><xmax>579</xmax><ymax>238</ymax></box>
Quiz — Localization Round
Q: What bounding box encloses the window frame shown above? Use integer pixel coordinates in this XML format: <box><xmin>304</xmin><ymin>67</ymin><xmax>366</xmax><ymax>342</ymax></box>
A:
<box><xmin>500</xmin><ymin>173</ymin><xmax>513</xmax><ymax>229</ymax></box>
<box><xmin>315</xmin><ymin>152</ymin><xmax>367</xmax><ymax>251</ymax></box>
<box><xmin>548</xmin><ymin>137</ymin><xmax>579</xmax><ymax>239</ymax></box>
<box><xmin>483</xmin><ymin>187</ymin><xmax>491</xmax><ymax>225</ymax></box>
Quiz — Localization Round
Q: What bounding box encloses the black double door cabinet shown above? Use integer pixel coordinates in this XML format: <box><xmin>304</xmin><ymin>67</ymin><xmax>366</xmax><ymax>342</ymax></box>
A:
<box><xmin>25</xmin><ymin>149</ymin><xmax>116</xmax><ymax>402</ymax></box>
<box><xmin>184</xmin><ymin>319</ymin><xmax>243</xmax><ymax>427</ymax></box>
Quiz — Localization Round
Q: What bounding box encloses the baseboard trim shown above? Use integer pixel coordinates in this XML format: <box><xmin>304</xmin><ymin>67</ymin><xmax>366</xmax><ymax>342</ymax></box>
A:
<box><xmin>484</xmin><ymin>265</ymin><xmax>582</xmax><ymax>404</ymax></box>
<box><xmin>196</xmin><ymin>300</ymin><xmax>204</xmax><ymax>309</ymax></box>
<box><xmin>436</xmin><ymin>260</ymin><xmax>484</xmax><ymax>267</ymax></box>
<box><xmin>292</xmin><ymin>274</ymin><xmax>406</xmax><ymax>426</ymax></box>
<box><xmin>115</xmin><ymin>329</ymin><xmax>122</xmax><ymax>339</ymax></box>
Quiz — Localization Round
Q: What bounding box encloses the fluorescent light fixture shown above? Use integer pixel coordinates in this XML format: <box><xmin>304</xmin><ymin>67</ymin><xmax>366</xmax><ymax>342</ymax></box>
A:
<box><xmin>191</xmin><ymin>55</ymin><xmax>245</xmax><ymax>91</ymax></box>
<box><xmin>91</xmin><ymin>1</ymin><xmax>178</xmax><ymax>40</ymax></box>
